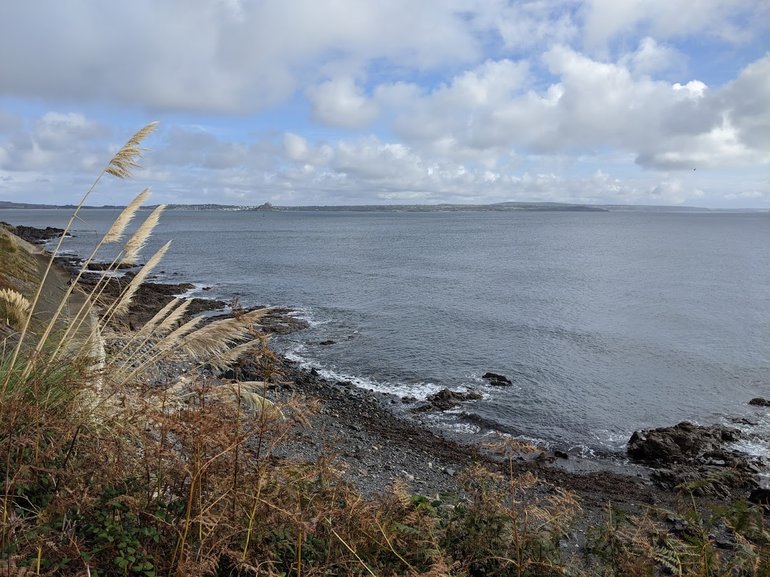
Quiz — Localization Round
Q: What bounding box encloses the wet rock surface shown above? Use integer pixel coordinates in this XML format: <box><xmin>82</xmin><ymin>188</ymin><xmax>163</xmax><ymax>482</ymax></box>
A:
<box><xmin>628</xmin><ymin>422</ymin><xmax>762</xmax><ymax>496</ymax></box>
<box><xmin>411</xmin><ymin>388</ymin><xmax>483</xmax><ymax>412</ymax></box>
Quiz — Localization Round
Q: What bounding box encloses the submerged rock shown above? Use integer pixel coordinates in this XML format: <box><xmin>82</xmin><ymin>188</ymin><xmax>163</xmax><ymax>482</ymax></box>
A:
<box><xmin>482</xmin><ymin>372</ymin><xmax>513</xmax><ymax>386</ymax></box>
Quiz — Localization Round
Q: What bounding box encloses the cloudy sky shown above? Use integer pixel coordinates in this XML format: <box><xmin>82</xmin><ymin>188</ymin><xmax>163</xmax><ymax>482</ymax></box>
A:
<box><xmin>0</xmin><ymin>1</ymin><xmax>768</xmax><ymax>208</ymax></box>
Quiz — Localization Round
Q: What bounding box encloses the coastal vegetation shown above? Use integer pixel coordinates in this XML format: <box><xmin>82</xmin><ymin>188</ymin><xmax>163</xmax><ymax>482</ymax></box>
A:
<box><xmin>1</xmin><ymin>125</ymin><xmax>769</xmax><ymax>576</ymax></box>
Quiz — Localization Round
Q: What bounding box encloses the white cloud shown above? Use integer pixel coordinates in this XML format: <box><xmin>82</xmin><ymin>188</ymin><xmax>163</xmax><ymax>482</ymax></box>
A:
<box><xmin>34</xmin><ymin>112</ymin><xmax>108</xmax><ymax>149</ymax></box>
<box><xmin>384</xmin><ymin>58</ymin><xmax>531</xmax><ymax>158</ymax></box>
<box><xmin>307</xmin><ymin>77</ymin><xmax>379</xmax><ymax>129</ymax></box>
<box><xmin>582</xmin><ymin>0</ymin><xmax>768</xmax><ymax>48</ymax></box>
<box><xmin>0</xmin><ymin>111</ymin><xmax>113</xmax><ymax>173</ymax></box>
<box><xmin>468</xmin><ymin>0</ymin><xmax>579</xmax><ymax>52</ymax></box>
<box><xmin>620</xmin><ymin>37</ymin><xmax>683</xmax><ymax>76</ymax></box>
<box><xmin>0</xmin><ymin>1</ymin><xmax>482</xmax><ymax>113</ymax></box>
<box><xmin>283</xmin><ymin>133</ymin><xmax>310</xmax><ymax>161</ymax></box>
<box><xmin>719</xmin><ymin>53</ymin><xmax>770</xmax><ymax>150</ymax></box>
<box><xmin>0</xmin><ymin>2</ymin><xmax>768</xmax><ymax>208</ymax></box>
<box><xmin>366</xmin><ymin>44</ymin><xmax>768</xmax><ymax>173</ymax></box>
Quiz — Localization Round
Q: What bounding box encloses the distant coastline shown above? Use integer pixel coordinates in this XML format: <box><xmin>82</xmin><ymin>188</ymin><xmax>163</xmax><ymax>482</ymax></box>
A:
<box><xmin>3</xmin><ymin>199</ymin><xmax>767</xmax><ymax>213</ymax></box>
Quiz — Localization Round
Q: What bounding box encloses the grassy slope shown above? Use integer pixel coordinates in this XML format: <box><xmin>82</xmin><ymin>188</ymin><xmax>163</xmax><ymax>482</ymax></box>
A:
<box><xmin>0</xmin><ymin>227</ymin><xmax>92</xmax><ymax>345</ymax></box>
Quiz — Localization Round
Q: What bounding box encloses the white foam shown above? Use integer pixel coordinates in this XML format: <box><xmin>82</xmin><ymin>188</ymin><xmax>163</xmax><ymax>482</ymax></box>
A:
<box><xmin>732</xmin><ymin>438</ymin><xmax>770</xmax><ymax>460</ymax></box>
<box><xmin>727</xmin><ymin>425</ymin><xmax>770</xmax><ymax>461</ymax></box>
<box><xmin>723</xmin><ymin>411</ymin><xmax>770</xmax><ymax>461</ymax></box>
<box><xmin>284</xmin><ymin>345</ymin><xmax>308</xmax><ymax>364</ymax></box>
<box><xmin>479</xmin><ymin>429</ymin><xmax>550</xmax><ymax>448</ymax></box>
<box><xmin>284</xmin><ymin>347</ymin><xmax>444</xmax><ymax>400</ymax></box>
<box><xmin>176</xmin><ymin>282</ymin><xmax>211</xmax><ymax>299</ymax></box>
<box><xmin>90</xmin><ymin>269</ymin><xmax>130</xmax><ymax>279</ymax></box>
<box><xmin>286</xmin><ymin>307</ymin><xmax>328</xmax><ymax>328</ymax></box>
<box><xmin>590</xmin><ymin>429</ymin><xmax>630</xmax><ymax>452</ymax></box>
<box><xmin>437</xmin><ymin>420</ymin><xmax>481</xmax><ymax>435</ymax></box>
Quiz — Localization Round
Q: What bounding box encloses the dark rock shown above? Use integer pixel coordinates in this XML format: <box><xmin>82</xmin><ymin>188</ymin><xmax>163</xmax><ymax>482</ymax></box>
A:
<box><xmin>536</xmin><ymin>451</ymin><xmax>556</xmax><ymax>464</ymax></box>
<box><xmin>665</xmin><ymin>515</ymin><xmax>689</xmax><ymax>535</ymax></box>
<box><xmin>729</xmin><ymin>416</ymin><xmax>759</xmax><ymax>426</ymax></box>
<box><xmin>554</xmin><ymin>449</ymin><xmax>569</xmax><ymax>459</ymax></box>
<box><xmin>749</xmin><ymin>397</ymin><xmax>770</xmax><ymax>407</ymax></box>
<box><xmin>482</xmin><ymin>372</ymin><xmax>513</xmax><ymax>386</ymax></box>
<box><xmin>1</xmin><ymin>222</ymin><xmax>67</xmax><ymax>244</ymax></box>
<box><xmin>410</xmin><ymin>402</ymin><xmax>433</xmax><ymax>413</ymax></box>
<box><xmin>628</xmin><ymin>421</ymin><xmax>741</xmax><ymax>466</ymax></box>
<box><xmin>86</xmin><ymin>261</ymin><xmax>134</xmax><ymax>271</ymax></box>
<box><xmin>319</xmin><ymin>339</ymin><xmax>336</xmax><ymax>346</ymax></box>
<box><xmin>425</xmin><ymin>388</ymin><xmax>482</xmax><ymax>411</ymax></box>
<box><xmin>628</xmin><ymin>422</ymin><xmax>760</xmax><ymax>495</ymax></box>
<box><xmin>749</xmin><ymin>488</ymin><xmax>770</xmax><ymax>505</ymax></box>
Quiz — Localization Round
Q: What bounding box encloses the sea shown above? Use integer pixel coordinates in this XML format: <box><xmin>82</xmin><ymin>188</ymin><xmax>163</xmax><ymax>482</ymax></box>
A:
<box><xmin>3</xmin><ymin>207</ymin><xmax>770</xmax><ymax>460</ymax></box>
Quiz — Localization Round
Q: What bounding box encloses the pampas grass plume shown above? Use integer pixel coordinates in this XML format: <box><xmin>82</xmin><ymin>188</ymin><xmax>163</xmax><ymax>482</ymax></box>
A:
<box><xmin>113</xmin><ymin>241</ymin><xmax>171</xmax><ymax>317</ymax></box>
<box><xmin>155</xmin><ymin>299</ymin><xmax>191</xmax><ymax>335</ymax></box>
<box><xmin>135</xmin><ymin>296</ymin><xmax>182</xmax><ymax>338</ymax></box>
<box><xmin>0</xmin><ymin>288</ymin><xmax>31</xmax><ymax>329</ymax></box>
<box><xmin>105</xmin><ymin>121</ymin><xmax>158</xmax><ymax>179</ymax></box>
<box><xmin>208</xmin><ymin>337</ymin><xmax>263</xmax><ymax>372</ymax></box>
<box><xmin>122</xmin><ymin>204</ymin><xmax>165</xmax><ymax>265</ymax></box>
<box><xmin>175</xmin><ymin>309</ymin><xmax>268</xmax><ymax>361</ymax></box>
<box><xmin>157</xmin><ymin>316</ymin><xmax>204</xmax><ymax>351</ymax></box>
<box><xmin>103</xmin><ymin>188</ymin><xmax>151</xmax><ymax>244</ymax></box>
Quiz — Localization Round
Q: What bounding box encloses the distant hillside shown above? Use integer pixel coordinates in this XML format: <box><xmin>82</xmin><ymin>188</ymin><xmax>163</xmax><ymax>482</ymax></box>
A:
<box><xmin>5</xmin><ymin>199</ymin><xmax>763</xmax><ymax>213</ymax></box>
<box><xmin>273</xmin><ymin>201</ymin><xmax>608</xmax><ymax>212</ymax></box>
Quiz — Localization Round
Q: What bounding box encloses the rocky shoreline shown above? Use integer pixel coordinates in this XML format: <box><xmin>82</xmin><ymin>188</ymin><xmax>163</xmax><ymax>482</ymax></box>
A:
<box><xmin>83</xmin><ymin>291</ymin><xmax>770</xmax><ymax>508</ymax></box>
<box><xmin>6</xmin><ymin>222</ymin><xmax>768</xmax><ymax>514</ymax></box>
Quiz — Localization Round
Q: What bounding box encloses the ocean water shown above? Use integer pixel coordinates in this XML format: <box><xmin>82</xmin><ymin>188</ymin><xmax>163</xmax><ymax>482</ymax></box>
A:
<box><xmin>4</xmin><ymin>208</ymin><xmax>770</xmax><ymax>456</ymax></box>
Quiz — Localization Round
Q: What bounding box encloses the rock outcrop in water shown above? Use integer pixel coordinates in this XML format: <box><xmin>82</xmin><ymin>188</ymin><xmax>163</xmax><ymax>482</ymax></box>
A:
<box><xmin>411</xmin><ymin>388</ymin><xmax>483</xmax><ymax>412</ymax></box>
<box><xmin>749</xmin><ymin>397</ymin><xmax>770</xmax><ymax>407</ymax></box>
<box><xmin>0</xmin><ymin>221</ymin><xmax>67</xmax><ymax>244</ymax></box>
<box><xmin>627</xmin><ymin>421</ymin><xmax>762</xmax><ymax>496</ymax></box>
<box><xmin>482</xmin><ymin>372</ymin><xmax>512</xmax><ymax>386</ymax></box>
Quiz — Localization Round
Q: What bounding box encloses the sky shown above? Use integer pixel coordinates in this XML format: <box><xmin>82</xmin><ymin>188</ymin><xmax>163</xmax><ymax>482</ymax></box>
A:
<box><xmin>0</xmin><ymin>1</ymin><xmax>768</xmax><ymax>208</ymax></box>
